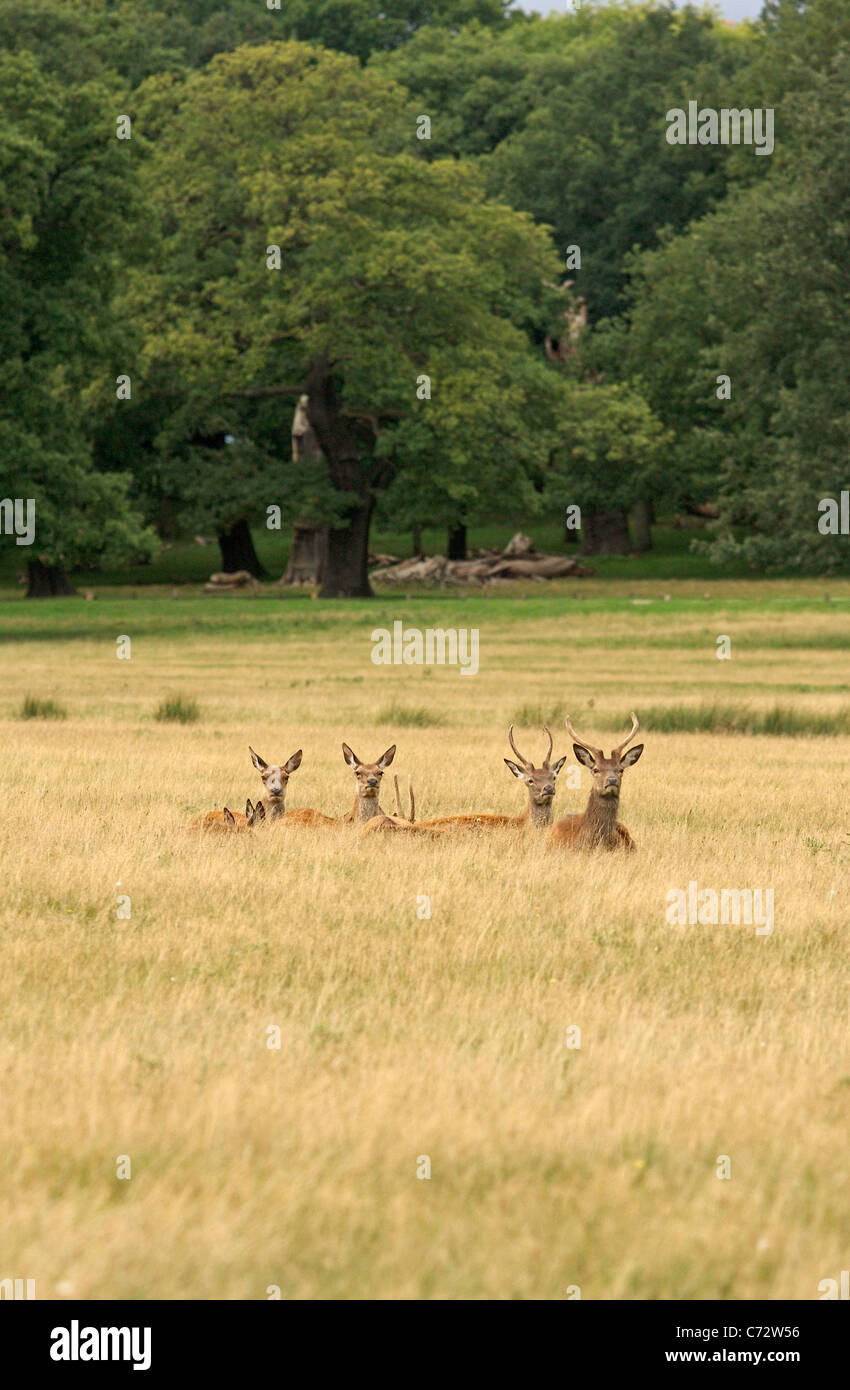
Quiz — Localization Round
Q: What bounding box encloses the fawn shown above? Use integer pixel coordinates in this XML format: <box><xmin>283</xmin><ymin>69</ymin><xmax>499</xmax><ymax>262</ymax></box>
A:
<box><xmin>549</xmin><ymin>712</ymin><xmax>643</xmax><ymax>851</ymax></box>
<box><xmin>419</xmin><ymin>726</ymin><xmax>566</xmax><ymax>830</ymax></box>
<box><xmin>192</xmin><ymin>799</ymin><xmax>266</xmax><ymax>833</ymax></box>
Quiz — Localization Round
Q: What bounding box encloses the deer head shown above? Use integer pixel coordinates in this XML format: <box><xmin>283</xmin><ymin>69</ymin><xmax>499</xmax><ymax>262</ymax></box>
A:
<box><xmin>565</xmin><ymin>712</ymin><xmax>644</xmax><ymax>799</ymax></box>
<box><xmin>504</xmin><ymin>724</ymin><xmax>567</xmax><ymax>810</ymax></box>
<box><xmin>342</xmin><ymin>742</ymin><xmax>396</xmax><ymax>816</ymax></box>
<box><xmin>249</xmin><ymin>746</ymin><xmax>303</xmax><ymax>808</ymax></box>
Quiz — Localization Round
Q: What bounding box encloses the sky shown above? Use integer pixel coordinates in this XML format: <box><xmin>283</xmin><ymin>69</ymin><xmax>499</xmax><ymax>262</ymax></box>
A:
<box><xmin>519</xmin><ymin>1</ymin><xmax>764</xmax><ymax>19</ymax></box>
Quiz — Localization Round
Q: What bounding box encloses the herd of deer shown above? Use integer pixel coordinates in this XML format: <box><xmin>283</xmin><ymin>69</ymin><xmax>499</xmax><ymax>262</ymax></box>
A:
<box><xmin>190</xmin><ymin>713</ymin><xmax>645</xmax><ymax>851</ymax></box>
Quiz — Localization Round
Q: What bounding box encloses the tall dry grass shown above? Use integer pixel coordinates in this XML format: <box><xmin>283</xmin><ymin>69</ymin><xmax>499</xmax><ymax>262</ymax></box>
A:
<box><xmin>0</xmin><ymin>599</ymin><xmax>848</xmax><ymax>1298</ymax></box>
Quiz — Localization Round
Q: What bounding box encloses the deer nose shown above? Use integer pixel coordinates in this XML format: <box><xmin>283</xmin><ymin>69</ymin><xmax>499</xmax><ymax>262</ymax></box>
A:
<box><xmin>606</xmin><ymin>775</ymin><xmax>619</xmax><ymax>787</ymax></box>
<box><xmin>543</xmin><ymin>785</ymin><xmax>555</xmax><ymax>797</ymax></box>
<box><xmin>367</xmin><ymin>777</ymin><xmax>379</xmax><ymax>788</ymax></box>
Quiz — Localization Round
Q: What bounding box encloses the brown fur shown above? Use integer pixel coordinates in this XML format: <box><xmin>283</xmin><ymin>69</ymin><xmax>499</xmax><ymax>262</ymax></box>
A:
<box><xmin>191</xmin><ymin>799</ymin><xmax>265</xmax><ymax>833</ymax></box>
<box><xmin>548</xmin><ymin>712</ymin><xmax>643</xmax><ymax>852</ymax></box>
<box><xmin>420</xmin><ymin>726</ymin><xmax>566</xmax><ymax>832</ymax></box>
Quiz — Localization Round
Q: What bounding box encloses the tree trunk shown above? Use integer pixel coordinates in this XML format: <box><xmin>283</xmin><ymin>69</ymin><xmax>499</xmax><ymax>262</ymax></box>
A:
<box><xmin>283</xmin><ymin>523</ymin><xmax>327</xmax><ymax>584</ymax></box>
<box><xmin>217</xmin><ymin>519</ymin><xmax>267</xmax><ymax>577</ymax></box>
<box><xmin>412</xmin><ymin>525</ymin><xmax>422</xmax><ymax>556</ymax></box>
<box><xmin>320</xmin><ymin>500</ymin><xmax>373</xmax><ymax>598</ymax></box>
<box><xmin>302</xmin><ymin>357</ymin><xmax>377</xmax><ymax>598</ymax></box>
<box><xmin>581</xmin><ymin>507</ymin><xmax>631</xmax><ymax>555</ymax></box>
<box><xmin>26</xmin><ymin>560</ymin><xmax>77</xmax><ymax>597</ymax></box>
<box><xmin>448</xmin><ymin>524</ymin><xmax>467</xmax><ymax>560</ymax></box>
<box><xmin>630</xmin><ymin>498</ymin><xmax>653</xmax><ymax>552</ymax></box>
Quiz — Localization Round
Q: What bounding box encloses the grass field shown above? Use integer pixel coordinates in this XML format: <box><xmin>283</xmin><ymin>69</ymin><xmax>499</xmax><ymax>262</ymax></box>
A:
<box><xmin>1</xmin><ymin>579</ymin><xmax>849</xmax><ymax>1300</ymax></box>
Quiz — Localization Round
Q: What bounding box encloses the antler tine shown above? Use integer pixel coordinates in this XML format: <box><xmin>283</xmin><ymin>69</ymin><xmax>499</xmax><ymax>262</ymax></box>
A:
<box><xmin>408</xmin><ymin>773</ymin><xmax>415</xmax><ymax>824</ymax></box>
<box><xmin>564</xmin><ymin>713</ymin><xmax>604</xmax><ymax>762</ymax></box>
<box><xmin>611</xmin><ymin>710</ymin><xmax>640</xmax><ymax>760</ymax></box>
<box><xmin>508</xmin><ymin>724</ymin><xmax>532</xmax><ymax>769</ymax></box>
<box><xmin>542</xmin><ymin>725</ymin><xmax>553</xmax><ymax>767</ymax></box>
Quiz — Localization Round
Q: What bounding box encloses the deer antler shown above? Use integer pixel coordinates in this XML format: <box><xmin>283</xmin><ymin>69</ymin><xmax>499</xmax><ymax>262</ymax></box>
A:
<box><xmin>542</xmin><ymin>725</ymin><xmax>553</xmax><ymax>768</ymax></box>
<box><xmin>508</xmin><ymin>725</ymin><xmax>532</xmax><ymax>769</ymax></box>
<box><xmin>611</xmin><ymin>711</ymin><xmax>640</xmax><ymax>761</ymax></box>
<box><xmin>564</xmin><ymin>714</ymin><xmax>604</xmax><ymax>762</ymax></box>
<box><xmin>393</xmin><ymin>773</ymin><xmax>415</xmax><ymax>822</ymax></box>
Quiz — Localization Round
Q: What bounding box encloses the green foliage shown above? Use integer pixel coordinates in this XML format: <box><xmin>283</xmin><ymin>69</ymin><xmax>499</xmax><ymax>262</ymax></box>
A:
<box><xmin>0</xmin><ymin>34</ymin><xmax>158</xmax><ymax>575</ymax></box>
<box><xmin>155</xmin><ymin>694</ymin><xmax>200</xmax><ymax>723</ymax></box>
<box><xmin>374</xmin><ymin>702</ymin><xmax>445</xmax><ymax>727</ymax></box>
<box><xmin>378</xmin><ymin>6</ymin><xmax>751</xmax><ymax>320</ymax></box>
<box><xmin>128</xmin><ymin>42</ymin><xmax>562</xmax><ymax>571</ymax></box>
<box><xmin>546</xmin><ymin>379</ymin><xmax>669</xmax><ymax>516</ymax></box>
<box><xmin>610</xmin><ymin>40</ymin><xmax>850</xmax><ymax>572</ymax></box>
<box><xmin>58</xmin><ymin>0</ymin><xmax>511</xmax><ymax>81</ymax></box>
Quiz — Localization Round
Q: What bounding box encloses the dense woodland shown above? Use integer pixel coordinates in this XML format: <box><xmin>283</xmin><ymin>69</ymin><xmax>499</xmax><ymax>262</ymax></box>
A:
<box><xmin>2</xmin><ymin>0</ymin><xmax>849</xmax><ymax>595</ymax></box>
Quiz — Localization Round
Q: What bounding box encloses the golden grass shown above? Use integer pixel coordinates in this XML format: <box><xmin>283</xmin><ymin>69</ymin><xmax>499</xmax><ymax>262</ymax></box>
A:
<box><xmin>1</xmin><ymin>597</ymin><xmax>849</xmax><ymax>1299</ymax></box>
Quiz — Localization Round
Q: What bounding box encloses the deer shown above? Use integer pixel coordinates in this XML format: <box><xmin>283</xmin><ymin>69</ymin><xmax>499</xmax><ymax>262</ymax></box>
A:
<box><xmin>339</xmin><ymin>743</ymin><xmax>441</xmax><ymax>835</ymax></box>
<box><xmin>549</xmin><ymin>712</ymin><xmax>644</xmax><ymax>851</ymax></box>
<box><xmin>418</xmin><ymin>726</ymin><xmax>567</xmax><ymax>831</ymax></box>
<box><xmin>361</xmin><ymin>773</ymin><xmax>419</xmax><ymax>833</ymax></box>
<box><xmin>248</xmin><ymin>746</ymin><xmax>338</xmax><ymax>827</ymax></box>
<box><xmin>192</xmin><ymin>799</ymin><xmax>266</xmax><ymax>833</ymax></box>
<box><xmin>341</xmin><ymin>742</ymin><xmax>399</xmax><ymax>824</ymax></box>
<box><xmin>248</xmin><ymin>746</ymin><xmax>306</xmax><ymax>820</ymax></box>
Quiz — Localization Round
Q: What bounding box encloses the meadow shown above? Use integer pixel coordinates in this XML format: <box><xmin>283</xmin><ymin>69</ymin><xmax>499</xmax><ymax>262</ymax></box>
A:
<box><xmin>1</xmin><ymin>578</ymin><xmax>849</xmax><ymax>1300</ymax></box>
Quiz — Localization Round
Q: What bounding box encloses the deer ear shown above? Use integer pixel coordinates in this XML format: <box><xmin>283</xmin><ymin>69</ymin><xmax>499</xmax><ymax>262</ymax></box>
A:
<box><xmin>504</xmin><ymin>758</ymin><xmax>525</xmax><ymax>781</ymax></box>
<box><xmin>256</xmin><ymin>800</ymin><xmax>265</xmax><ymax>820</ymax></box>
<box><xmin>621</xmin><ymin>743</ymin><xmax>644</xmax><ymax>767</ymax></box>
<box><xmin>378</xmin><ymin>745</ymin><xmax>396</xmax><ymax>768</ymax></box>
<box><xmin>249</xmin><ymin>747</ymin><xmax>267</xmax><ymax>771</ymax></box>
<box><xmin>223</xmin><ymin>808</ymin><xmax>235</xmax><ymax>825</ymax></box>
<box><xmin>246</xmin><ymin>800</ymin><xmax>254</xmax><ymax>817</ymax></box>
<box><xmin>284</xmin><ymin>749</ymin><xmax>303</xmax><ymax>774</ymax></box>
<box><xmin>552</xmin><ymin>756</ymin><xmax>567</xmax><ymax>777</ymax></box>
<box><xmin>342</xmin><ymin>742</ymin><xmax>358</xmax><ymax>768</ymax></box>
<box><xmin>573</xmin><ymin>744</ymin><xmax>595</xmax><ymax>769</ymax></box>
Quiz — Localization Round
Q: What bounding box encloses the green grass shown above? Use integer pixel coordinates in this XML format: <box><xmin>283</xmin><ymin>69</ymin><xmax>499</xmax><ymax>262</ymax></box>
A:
<box><xmin>154</xmin><ymin>695</ymin><xmax>200</xmax><ymax>724</ymax></box>
<box><xmin>18</xmin><ymin>695</ymin><xmax>67</xmax><ymax>720</ymax></box>
<box><xmin>638</xmin><ymin>702</ymin><xmax>850</xmax><ymax>737</ymax></box>
<box><xmin>374</xmin><ymin>701</ymin><xmax>445</xmax><ymax>727</ymax></box>
<box><xmin>2</xmin><ymin>587</ymin><xmax>850</xmax><ymax>652</ymax></box>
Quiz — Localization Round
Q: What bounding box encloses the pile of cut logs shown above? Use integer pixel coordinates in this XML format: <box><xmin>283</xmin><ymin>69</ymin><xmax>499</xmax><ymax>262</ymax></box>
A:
<box><xmin>203</xmin><ymin>569</ymin><xmax>258</xmax><ymax>593</ymax></box>
<box><xmin>369</xmin><ymin>533</ymin><xmax>593</xmax><ymax>587</ymax></box>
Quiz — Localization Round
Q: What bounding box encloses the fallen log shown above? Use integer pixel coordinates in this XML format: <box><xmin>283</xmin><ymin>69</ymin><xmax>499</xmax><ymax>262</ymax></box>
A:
<box><xmin>204</xmin><ymin>569</ymin><xmax>258</xmax><ymax>592</ymax></box>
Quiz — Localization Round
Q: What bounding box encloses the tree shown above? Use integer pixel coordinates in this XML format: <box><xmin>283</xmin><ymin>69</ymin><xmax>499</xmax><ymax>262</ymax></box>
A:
<box><xmin>129</xmin><ymin>42</ymin><xmax>562</xmax><ymax>595</ymax></box>
<box><xmin>487</xmin><ymin>5</ymin><xmax>755</xmax><ymax>321</ymax></box>
<box><xmin>599</xmin><ymin>41</ymin><xmax>850</xmax><ymax>572</ymax></box>
<box><xmin>546</xmin><ymin>381</ymin><xmax>668</xmax><ymax>555</ymax></box>
<box><xmin>60</xmin><ymin>0</ymin><xmax>511</xmax><ymax>81</ymax></box>
<box><xmin>0</xmin><ymin>44</ymin><xmax>157</xmax><ymax>594</ymax></box>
